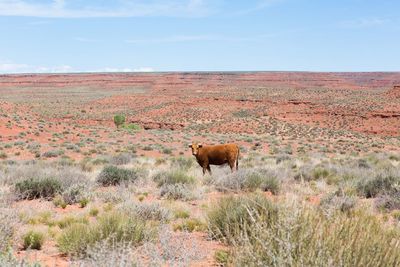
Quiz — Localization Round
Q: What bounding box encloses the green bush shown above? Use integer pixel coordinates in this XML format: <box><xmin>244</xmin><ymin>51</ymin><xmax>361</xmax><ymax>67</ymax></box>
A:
<box><xmin>171</xmin><ymin>157</ymin><xmax>194</xmax><ymax>170</ymax></box>
<box><xmin>62</xmin><ymin>184</ymin><xmax>87</xmax><ymax>205</ymax></box>
<box><xmin>15</xmin><ymin>177</ymin><xmax>62</xmax><ymax>200</ymax></box>
<box><xmin>0</xmin><ymin>250</ymin><xmax>40</xmax><ymax>266</ymax></box>
<box><xmin>312</xmin><ymin>167</ymin><xmax>331</xmax><ymax>180</ymax></box>
<box><xmin>375</xmin><ymin>192</ymin><xmax>400</xmax><ymax>211</ymax></box>
<box><xmin>214</xmin><ymin>250</ymin><xmax>230</xmax><ymax>266</ymax></box>
<box><xmin>173</xmin><ymin>218</ymin><xmax>206</xmax><ymax>232</ymax></box>
<box><xmin>160</xmin><ymin>184</ymin><xmax>197</xmax><ymax>201</ymax></box>
<box><xmin>96</xmin><ymin>166</ymin><xmax>138</xmax><ymax>186</ymax></box>
<box><xmin>23</xmin><ymin>230</ymin><xmax>44</xmax><ymax>250</ymax></box>
<box><xmin>214</xmin><ymin>169</ymin><xmax>281</xmax><ymax>194</ymax></box>
<box><xmin>207</xmin><ymin>194</ymin><xmax>277</xmax><ymax>242</ymax></box>
<box><xmin>242</xmin><ymin>171</ymin><xmax>264</xmax><ymax>191</ymax></box>
<box><xmin>56</xmin><ymin>216</ymin><xmax>89</xmax><ymax>229</ymax></box>
<box><xmin>174</xmin><ymin>210</ymin><xmax>190</xmax><ymax>219</ymax></box>
<box><xmin>320</xmin><ymin>192</ymin><xmax>357</xmax><ymax>214</ymax></box>
<box><xmin>0</xmin><ymin>209</ymin><xmax>18</xmax><ymax>253</ymax></box>
<box><xmin>0</xmin><ymin>152</ymin><xmax>7</xmax><ymax>159</ymax></box>
<box><xmin>357</xmin><ymin>173</ymin><xmax>400</xmax><ymax>198</ymax></box>
<box><xmin>121</xmin><ymin>123</ymin><xmax>141</xmax><ymax>131</ymax></box>
<box><xmin>118</xmin><ymin>201</ymin><xmax>171</xmax><ymax>222</ymax></box>
<box><xmin>42</xmin><ymin>149</ymin><xmax>64</xmax><ymax>158</ymax></box>
<box><xmin>153</xmin><ymin>170</ymin><xmax>195</xmax><ymax>187</ymax></box>
<box><xmin>208</xmin><ymin>196</ymin><xmax>400</xmax><ymax>266</ymax></box>
<box><xmin>113</xmin><ymin>115</ymin><xmax>125</xmax><ymax>128</ymax></box>
<box><xmin>58</xmin><ymin>211</ymin><xmax>149</xmax><ymax>256</ymax></box>
<box><xmin>162</xmin><ymin>148</ymin><xmax>172</xmax><ymax>155</ymax></box>
<box><xmin>57</xmin><ymin>223</ymin><xmax>92</xmax><ymax>256</ymax></box>
<box><xmin>110</xmin><ymin>153</ymin><xmax>131</xmax><ymax>165</ymax></box>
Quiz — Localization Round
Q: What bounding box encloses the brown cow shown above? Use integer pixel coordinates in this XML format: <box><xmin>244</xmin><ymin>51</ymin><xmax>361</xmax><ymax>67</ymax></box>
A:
<box><xmin>188</xmin><ymin>143</ymin><xmax>240</xmax><ymax>175</ymax></box>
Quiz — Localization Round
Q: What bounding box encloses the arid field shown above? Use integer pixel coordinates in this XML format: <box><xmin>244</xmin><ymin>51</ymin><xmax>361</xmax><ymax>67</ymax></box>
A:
<box><xmin>0</xmin><ymin>72</ymin><xmax>400</xmax><ymax>266</ymax></box>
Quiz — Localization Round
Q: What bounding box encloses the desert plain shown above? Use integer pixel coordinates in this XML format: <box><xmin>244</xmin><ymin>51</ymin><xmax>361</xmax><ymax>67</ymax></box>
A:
<box><xmin>0</xmin><ymin>72</ymin><xmax>399</xmax><ymax>266</ymax></box>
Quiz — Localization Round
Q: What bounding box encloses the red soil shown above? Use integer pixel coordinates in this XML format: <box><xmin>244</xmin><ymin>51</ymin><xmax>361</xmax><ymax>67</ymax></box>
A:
<box><xmin>388</xmin><ymin>85</ymin><xmax>400</xmax><ymax>98</ymax></box>
<box><xmin>0</xmin><ymin>72</ymin><xmax>399</xmax><ymax>161</ymax></box>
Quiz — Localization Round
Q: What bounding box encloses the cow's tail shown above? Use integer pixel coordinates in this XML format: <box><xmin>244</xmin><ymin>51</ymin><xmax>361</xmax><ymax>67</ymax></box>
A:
<box><xmin>236</xmin><ymin>145</ymin><xmax>240</xmax><ymax>171</ymax></box>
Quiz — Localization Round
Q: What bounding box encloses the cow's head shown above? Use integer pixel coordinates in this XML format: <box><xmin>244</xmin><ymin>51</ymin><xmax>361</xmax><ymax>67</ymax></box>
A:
<box><xmin>188</xmin><ymin>143</ymin><xmax>203</xmax><ymax>156</ymax></box>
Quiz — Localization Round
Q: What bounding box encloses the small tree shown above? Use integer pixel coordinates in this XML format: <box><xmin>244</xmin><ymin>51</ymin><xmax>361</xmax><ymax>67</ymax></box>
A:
<box><xmin>113</xmin><ymin>114</ymin><xmax>125</xmax><ymax>128</ymax></box>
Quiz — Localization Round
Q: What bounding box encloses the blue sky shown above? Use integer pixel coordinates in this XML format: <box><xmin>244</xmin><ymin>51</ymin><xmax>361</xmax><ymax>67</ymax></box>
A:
<box><xmin>0</xmin><ymin>0</ymin><xmax>399</xmax><ymax>73</ymax></box>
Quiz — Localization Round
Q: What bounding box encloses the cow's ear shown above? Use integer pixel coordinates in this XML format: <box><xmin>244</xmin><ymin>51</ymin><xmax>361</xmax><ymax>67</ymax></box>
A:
<box><xmin>188</xmin><ymin>145</ymin><xmax>192</xmax><ymax>148</ymax></box>
<box><xmin>198</xmin><ymin>144</ymin><xmax>203</xmax><ymax>148</ymax></box>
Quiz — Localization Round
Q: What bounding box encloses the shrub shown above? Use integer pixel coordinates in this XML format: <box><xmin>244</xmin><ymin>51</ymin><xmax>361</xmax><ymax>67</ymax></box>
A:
<box><xmin>58</xmin><ymin>211</ymin><xmax>149</xmax><ymax>257</ymax></box>
<box><xmin>375</xmin><ymin>192</ymin><xmax>400</xmax><ymax>211</ymax></box>
<box><xmin>96</xmin><ymin>166</ymin><xmax>138</xmax><ymax>186</ymax></box>
<box><xmin>6</xmin><ymin>164</ymin><xmax>92</xmax><ymax>203</ymax></box>
<box><xmin>173</xmin><ymin>218</ymin><xmax>206</xmax><ymax>232</ymax></box>
<box><xmin>293</xmin><ymin>165</ymin><xmax>314</xmax><ymax>182</ymax></box>
<box><xmin>118</xmin><ymin>201</ymin><xmax>171</xmax><ymax>222</ymax></box>
<box><xmin>207</xmin><ymin>194</ymin><xmax>278</xmax><ymax>243</ymax></box>
<box><xmin>153</xmin><ymin>170</ymin><xmax>195</xmax><ymax>187</ymax></box>
<box><xmin>0</xmin><ymin>152</ymin><xmax>7</xmax><ymax>159</ymax></box>
<box><xmin>171</xmin><ymin>157</ymin><xmax>194</xmax><ymax>170</ymax></box>
<box><xmin>42</xmin><ymin>149</ymin><xmax>64</xmax><ymax>158</ymax></box>
<box><xmin>0</xmin><ymin>250</ymin><xmax>40</xmax><ymax>266</ymax></box>
<box><xmin>62</xmin><ymin>184</ymin><xmax>87</xmax><ymax>205</ymax></box>
<box><xmin>57</xmin><ymin>223</ymin><xmax>92</xmax><ymax>256</ymax></box>
<box><xmin>174</xmin><ymin>210</ymin><xmax>190</xmax><ymax>219</ymax></box>
<box><xmin>320</xmin><ymin>191</ymin><xmax>357</xmax><ymax>215</ymax></box>
<box><xmin>15</xmin><ymin>177</ymin><xmax>62</xmax><ymax>200</ymax></box>
<box><xmin>0</xmin><ymin>208</ymin><xmax>18</xmax><ymax>253</ymax></box>
<box><xmin>260</xmin><ymin>175</ymin><xmax>280</xmax><ymax>194</ymax></box>
<box><xmin>214</xmin><ymin>168</ymin><xmax>281</xmax><ymax>194</ymax></box>
<box><xmin>275</xmin><ymin>153</ymin><xmax>291</xmax><ymax>164</ymax></box>
<box><xmin>250</xmin><ymin>208</ymin><xmax>400</xmax><ymax>266</ymax></box>
<box><xmin>23</xmin><ymin>230</ymin><xmax>44</xmax><ymax>250</ymax></box>
<box><xmin>113</xmin><ymin>114</ymin><xmax>125</xmax><ymax>128</ymax></box>
<box><xmin>357</xmin><ymin>173</ymin><xmax>400</xmax><ymax>198</ymax></box>
<box><xmin>96</xmin><ymin>212</ymin><xmax>148</xmax><ymax>244</ymax></box>
<box><xmin>209</xmin><ymin>197</ymin><xmax>400</xmax><ymax>266</ymax></box>
<box><xmin>89</xmin><ymin>207</ymin><xmax>99</xmax><ymax>217</ymax></box>
<box><xmin>160</xmin><ymin>184</ymin><xmax>197</xmax><ymax>201</ymax></box>
<box><xmin>79</xmin><ymin>158</ymin><xmax>94</xmax><ymax>172</ymax></box>
<box><xmin>110</xmin><ymin>153</ymin><xmax>131</xmax><ymax>165</ymax></box>
<box><xmin>72</xmin><ymin>240</ymin><xmax>137</xmax><ymax>266</ymax></box>
<box><xmin>79</xmin><ymin>198</ymin><xmax>89</xmax><ymax>208</ymax></box>
<box><xmin>56</xmin><ymin>216</ymin><xmax>89</xmax><ymax>229</ymax></box>
<box><xmin>122</xmin><ymin>123</ymin><xmax>141</xmax><ymax>131</ymax></box>
<box><xmin>214</xmin><ymin>250</ymin><xmax>230</xmax><ymax>266</ymax></box>
<box><xmin>312</xmin><ymin>167</ymin><xmax>331</xmax><ymax>180</ymax></box>
<box><xmin>162</xmin><ymin>148</ymin><xmax>172</xmax><ymax>155</ymax></box>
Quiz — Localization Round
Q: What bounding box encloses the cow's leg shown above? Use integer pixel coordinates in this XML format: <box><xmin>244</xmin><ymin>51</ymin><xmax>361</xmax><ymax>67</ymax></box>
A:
<box><xmin>202</xmin><ymin>159</ymin><xmax>209</xmax><ymax>176</ymax></box>
<box><xmin>229</xmin><ymin>160</ymin><xmax>235</xmax><ymax>173</ymax></box>
<box><xmin>236</xmin><ymin>146</ymin><xmax>240</xmax><ymax>171</ymax></box>
<box><xmin>207</xmin><ymin>165</ymin><xmax>212</xmax><ymax>175</ymax></box>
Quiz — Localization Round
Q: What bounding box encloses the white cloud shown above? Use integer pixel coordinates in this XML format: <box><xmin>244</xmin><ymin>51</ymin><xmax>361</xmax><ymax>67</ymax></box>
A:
<box><xmin>0</xmin><ymin>0</ymin><xmax>214</xmax><ymax>18</ymax></box>
<box><xmin>0</xmin><ymin>62</ymin><xmax>29</xmax><ymax>72</ymax></box>
<box><xmin>0</xmin><ymin>62</ymin><xmax>74</xmax><ymax>73</ymax></box>
<box><xmin>0</xmin><ymin>62</ymin><xmax>155</xmax><ymax>74</ymax></box>
<box><xmin>91</xmin><ymin>67</ymin><xmax>155</xmax><ymax>73</ymax></box>
<box><xmin>133</xmin><ymin>67</ymin><xmax>154</xmax><ymax>72</ymax></box>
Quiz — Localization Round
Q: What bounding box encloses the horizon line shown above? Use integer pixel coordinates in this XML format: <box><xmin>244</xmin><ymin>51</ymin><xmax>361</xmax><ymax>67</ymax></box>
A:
<box><xmin>1</xmin><ymin>70</ymin><xmax>400</xmax><ymax>76</ymax></box>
